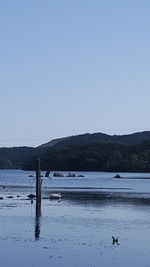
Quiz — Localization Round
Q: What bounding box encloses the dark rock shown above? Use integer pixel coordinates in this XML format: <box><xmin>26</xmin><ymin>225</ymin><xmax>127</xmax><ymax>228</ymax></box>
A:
<box><xmin>114</xmin><ymin>174</ymin><xmax>122</xmax><ymax>178</ymax></box>
<box><xmin>53</xmin><ymin>172</ymin><xmax>64</xmax><ymax>177</ymax></box>
<box><xmin>45</xmin><ymin>170</ymin><xmax>51</xmax><ymax>177</ymax></box>
<box><xmin>27</xmin><ymin>194</ymin><xmax>36</xmax><ymax>199</ymax></box>
<box><xmin>66</xmin><ymin>172</ymin><xmax>76</xmax><ymax>177</ymax></box>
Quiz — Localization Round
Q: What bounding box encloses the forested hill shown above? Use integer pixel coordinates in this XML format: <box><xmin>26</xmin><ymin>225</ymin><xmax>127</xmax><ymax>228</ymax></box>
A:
<box><xmin>22</xmin><ymin>141</ymin><xmax>150</xmax><ymax>172</ymax></box>
<box><xmin>1</xmin><ymin>131</ymin><xmax>150</xmax><ymax>172</ymax></box>
<box><xmin>0</xmin><ymin>147</ymin><xmax>36</xmax><ymax>169</ymax></box>
<box><xmin>39</xmin><ymin>131</ymin><xmax>150</xmax><ymax>149</ymax></box>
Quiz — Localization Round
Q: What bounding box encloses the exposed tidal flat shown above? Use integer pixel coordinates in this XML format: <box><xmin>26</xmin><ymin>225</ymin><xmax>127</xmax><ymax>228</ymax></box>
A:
<box><xmin>0</xmin><ymin>171</ymin><xmax>150</xmax><ymax>266</ymax></box>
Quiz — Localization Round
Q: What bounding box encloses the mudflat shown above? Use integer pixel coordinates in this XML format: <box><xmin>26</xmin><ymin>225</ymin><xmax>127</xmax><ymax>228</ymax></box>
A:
<box><xmin>0</xmin><ymin>170</ymin><xmax>150</xmax><ymax>267</ymax></box>
<box><xmin>0</xmin><ymin>185</ymin><xmax>149</xmax><ymax>267</ymax></box>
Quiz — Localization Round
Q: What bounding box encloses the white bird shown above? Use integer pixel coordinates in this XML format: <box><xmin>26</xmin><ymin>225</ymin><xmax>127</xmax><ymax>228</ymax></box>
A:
<box><xmin>49</xmin><ymin>193</ymin><xmax>61</xmax><ymax>200</ymax></box>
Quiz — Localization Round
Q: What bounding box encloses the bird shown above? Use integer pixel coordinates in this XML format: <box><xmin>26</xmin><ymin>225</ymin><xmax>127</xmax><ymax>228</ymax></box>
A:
<box><xmin>112</xmin><ymin>236</ymin><xmax>119</xmax><ymax>245</ymax></box>
<box><xmin>49</xmin><ymin>193</ymin><xmax>61</xmax><ymax>200</ymax></box>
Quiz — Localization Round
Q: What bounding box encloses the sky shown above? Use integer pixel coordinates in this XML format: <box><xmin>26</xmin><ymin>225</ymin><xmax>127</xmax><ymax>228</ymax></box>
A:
<box><xmin>0</xmin><ymin>0</ymin><xmax>150</xmax><ymax>147</ymax></box>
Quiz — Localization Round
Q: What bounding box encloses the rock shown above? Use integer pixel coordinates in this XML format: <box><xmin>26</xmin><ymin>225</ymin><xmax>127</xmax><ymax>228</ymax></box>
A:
<box><xmin>53</xmin><ymin>172</ymin><xmax>64</xmax><ymax>177</ymax></box>
<box><xmin>45</xmin><ymin>170</ymin><xmax>51</xmax><ymax>177</ymax></box>
<box><xmin>66</xmin><ymin>172</ymin><xmax>76</xmax><ymax>177</ymax></box>
<box><xmin>27</xmin><ymin>194</ymin><xmax>36</xmax><ymax>199</ymax></box>
<box><xmin>114</xmin><ymin>174</ymin><xmax>122</xmax><ymax>178</ymax></box>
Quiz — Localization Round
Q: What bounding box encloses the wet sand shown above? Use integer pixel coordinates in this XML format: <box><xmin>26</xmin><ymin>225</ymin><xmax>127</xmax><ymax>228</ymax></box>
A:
<box><xmin>0</xmin><ymin>185</ymin><xmax>150</xmax><ymax>267</ymax></box>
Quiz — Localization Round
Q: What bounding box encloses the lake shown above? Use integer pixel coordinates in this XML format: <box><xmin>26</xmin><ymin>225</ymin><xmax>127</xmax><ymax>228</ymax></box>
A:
<box><xmin>0</xmin><ymin>170</ymin><xmax>150</xmax><ymax>267</ymax></box>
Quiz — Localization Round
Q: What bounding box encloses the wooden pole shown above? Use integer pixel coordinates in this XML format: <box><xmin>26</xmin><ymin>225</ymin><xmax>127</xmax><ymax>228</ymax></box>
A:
<box><xmin>35</xmin><ymin>158</ymin><xmax>42</xmax><ymax>239</ymax></box>
<box><xmin>36</xmin><ymin>158</ymin><xmax>41</xmax><ymax>201</ymax></box>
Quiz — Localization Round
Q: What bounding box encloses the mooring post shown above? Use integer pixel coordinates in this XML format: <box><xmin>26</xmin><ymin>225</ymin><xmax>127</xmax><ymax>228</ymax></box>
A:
<box><xmin>35</xmin><ymin>158</ymin><xmax>42</xmax><ymax>239</ymax></box>
<box><xmin>36</xmin><ymin>158</ymin><xmax>41</xmax><ymax>201</ymax></box>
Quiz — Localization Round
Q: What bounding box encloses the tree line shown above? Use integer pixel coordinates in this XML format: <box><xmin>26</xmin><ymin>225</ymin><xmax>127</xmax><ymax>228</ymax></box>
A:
<box><xmin>22</xmin><ymin>141</ymin><xmax>150</xmax><ymax>172</ymax></box>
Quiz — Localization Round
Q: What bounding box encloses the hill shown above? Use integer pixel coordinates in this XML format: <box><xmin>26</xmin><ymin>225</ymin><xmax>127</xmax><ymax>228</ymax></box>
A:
<box><xmin>22</xmin><ymin>141</ymin><xmax>150</xmax><ymax>172</ymax></box>
<box><xmin>23</xmin><ymin>131</ymin><xmax>150</xmax><ymax>172</ymax></box>
<box><xmin>39</xmin><ymin>131</ymin><xmax>150</xmax><ymax>149</ymax></box>
<box><xmin>1</xmin><ymin>131</ymin><xmax>150</xmax><ymax>172</ymax></box>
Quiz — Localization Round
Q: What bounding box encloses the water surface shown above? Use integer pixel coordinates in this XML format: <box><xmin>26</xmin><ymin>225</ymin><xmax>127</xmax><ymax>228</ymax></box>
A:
<box><xmin>0</xmin><ymin>170</ymin><xmax>150</xmax><ymax>267</ymax></box>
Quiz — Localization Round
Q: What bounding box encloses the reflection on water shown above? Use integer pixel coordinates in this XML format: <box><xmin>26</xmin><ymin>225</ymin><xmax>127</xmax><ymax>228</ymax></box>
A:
<box><xmin>35</xmin><ymin>216</ymin><xmax>41</xmax><ymax>240</ymax></box>
<box><xmin>0</xmin><ymin>192</ymin><xmax>150</xmax><ymax>267</ymax></box>
<box><xmin>62</xmin><ymin>191</ymin><xmax>150</xmax><ymax>208</ymax></box>
<box><xmin>35</xmin><ymin>199</ymin><xmax>41</xmax><ymax>240</ymax></box>
<box><xmin>1</xmin><ymin>170</ymin><xmax>150</xmax><ymax>266</ymax></box>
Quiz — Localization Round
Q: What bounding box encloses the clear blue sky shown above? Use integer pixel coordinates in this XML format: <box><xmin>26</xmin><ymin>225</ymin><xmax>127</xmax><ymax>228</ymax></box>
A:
<box><xmin>0</xmin><ymin>0</ymin><xmax>150</xmax><ymax>147</ymax></box>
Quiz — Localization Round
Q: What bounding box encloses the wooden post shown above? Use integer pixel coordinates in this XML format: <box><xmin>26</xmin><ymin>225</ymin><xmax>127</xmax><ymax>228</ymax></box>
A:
<box><xmin>35</xmin><ymin>158</ymin><xmax>42</xmax><ymax>239</ymax></box>
<box><xmin>36</xmin><ymin>158</ymin><xmax>41</xmax><ymax>201</ymax></box>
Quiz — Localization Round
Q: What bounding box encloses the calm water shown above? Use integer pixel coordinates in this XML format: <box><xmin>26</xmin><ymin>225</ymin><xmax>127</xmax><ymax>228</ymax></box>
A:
<box><xmin>0</xmin><ymin>170</ymin><xmax>150</xmax><ymax>267</ymax></box>
<box><xmin>1</xmin><ymin>169</ymin><xmax>150</xmax><ymax>194</ymax></box>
